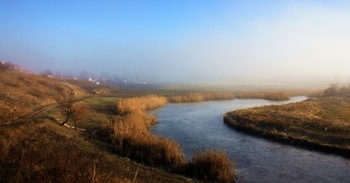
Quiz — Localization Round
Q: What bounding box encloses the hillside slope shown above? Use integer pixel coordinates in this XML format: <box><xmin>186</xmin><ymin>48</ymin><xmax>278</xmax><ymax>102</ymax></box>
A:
<box><xmin>0</xmin><ymin>70</ymin><xmax>90</xmax><ymax>123</ymax></box>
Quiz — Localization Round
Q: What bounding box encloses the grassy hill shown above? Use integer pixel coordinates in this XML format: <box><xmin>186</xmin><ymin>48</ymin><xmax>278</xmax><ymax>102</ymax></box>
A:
<box><xmin>0</xmin><ymin>70</ymin><xmax>89</xmax><ymax>124</ymax></box>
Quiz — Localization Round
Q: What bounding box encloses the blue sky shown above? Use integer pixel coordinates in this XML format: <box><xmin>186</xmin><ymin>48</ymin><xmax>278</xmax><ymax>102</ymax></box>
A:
<box><xmin>1</xmin><ymin>0</ymin><xmax>350</xmax><ymax>85</ymax></box>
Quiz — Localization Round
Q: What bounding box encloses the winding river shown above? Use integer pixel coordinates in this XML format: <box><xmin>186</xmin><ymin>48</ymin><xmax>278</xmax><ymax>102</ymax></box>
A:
<box><xmin>151</xmin><ymin>97</ymin><xmax>350</xmax><ymax>183</ymax></box>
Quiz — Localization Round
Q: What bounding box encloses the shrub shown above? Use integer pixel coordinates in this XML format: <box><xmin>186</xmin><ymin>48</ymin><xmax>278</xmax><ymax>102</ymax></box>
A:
<box><xmin>182</xmin><ymin>150</ymin><xmax>235</xmax><ymax>183</ymax></box>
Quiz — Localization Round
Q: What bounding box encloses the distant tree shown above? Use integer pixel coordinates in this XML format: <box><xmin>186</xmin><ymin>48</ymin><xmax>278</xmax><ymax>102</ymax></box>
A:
<box><xmin>79</xmin><ymin>70</ymin><xmax>90</xmax><ymax>80</ymax></box>
<box><xmin>338</xmin><ymin>86</ymin><xmax>350</xmax><ymax>97</ymax></box>
<box><xmin>71</xmin><ymin>104</ymin><xmax>87</xmax><ymax>130</ymax></box>
<box><xmin>0</xmin><ymin>62</ymin><xmax>14</xmax><ymax>72</ymax></box>
<box><xmin>323</xmin><ymin>84</ymin><xmax>338</xmax><ymax>97</ymax></box>
<box><xmin>55</xmin><ymin>88</ymin><xmax>86</xmax><ymax>129</ymax></box>
<box><xmin>0</xmin><ymin>63</ymin><xmax>10</xmax><ymax>71</ymax></box>
<box><xmin>54</xmin><ymin>72</ymin><xmax>64</xmax><ymax>79</ymax></box>
<box><xmin>41</xmin><ymin>70</ymin><xmax>53</xmax><ymax>77</ymax></box>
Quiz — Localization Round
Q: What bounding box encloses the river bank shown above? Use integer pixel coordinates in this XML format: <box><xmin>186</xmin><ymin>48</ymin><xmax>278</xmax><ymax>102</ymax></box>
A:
<box><xmin>224</xmin><ymin>97</ymin><xmax>350</xmax><ymax>156</ymax></box>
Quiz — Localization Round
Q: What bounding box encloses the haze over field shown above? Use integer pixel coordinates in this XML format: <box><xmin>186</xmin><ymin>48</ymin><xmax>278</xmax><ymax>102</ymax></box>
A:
<box><xmin>1</xmin><ymin>0</ymin><xmax>350</xmax><ymax>86</ymax></box>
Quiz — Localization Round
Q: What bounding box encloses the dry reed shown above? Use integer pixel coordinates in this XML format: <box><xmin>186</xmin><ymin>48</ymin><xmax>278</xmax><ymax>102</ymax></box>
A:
<box><xmin>167</xmin><ymin>92</ymin><xmax>234</xmax><ymax>103</ymax></box>
<box><xmin>182</xmin><ymin>150</ymin><xmax>235</xmax><ymax>183</ymax></box>
<box><xmin>235</xmin><ymin>91</ymin><xmax>289</xmax><ymax>101</ymax></box>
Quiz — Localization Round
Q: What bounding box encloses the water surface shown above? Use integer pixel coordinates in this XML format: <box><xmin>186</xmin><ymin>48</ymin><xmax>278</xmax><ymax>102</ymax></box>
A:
<box><xmin>151</xmin><ymin>97</ymin><xmax>350</xmax><ymax>183</ymax></box>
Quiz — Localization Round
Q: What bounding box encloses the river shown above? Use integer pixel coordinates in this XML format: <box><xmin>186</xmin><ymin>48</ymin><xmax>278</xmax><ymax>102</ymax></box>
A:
<box><xmin>151</xmin><ymin>96</ymin><xmax>350</xmax><ymax>183</ymax></box>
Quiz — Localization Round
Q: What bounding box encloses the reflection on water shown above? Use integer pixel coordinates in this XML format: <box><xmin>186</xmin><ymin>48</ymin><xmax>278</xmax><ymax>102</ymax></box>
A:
<box><xmin>151</xmin><ymin>97</ymin><xmax>350</xmax><ymax>183</ymax></box>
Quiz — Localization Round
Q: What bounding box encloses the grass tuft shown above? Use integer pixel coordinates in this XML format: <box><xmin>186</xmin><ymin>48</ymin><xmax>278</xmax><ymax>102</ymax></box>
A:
<box><xmin>182</xmin><ymin>150</ymin><xmax>235</xmax><ymax>183</ymax></box>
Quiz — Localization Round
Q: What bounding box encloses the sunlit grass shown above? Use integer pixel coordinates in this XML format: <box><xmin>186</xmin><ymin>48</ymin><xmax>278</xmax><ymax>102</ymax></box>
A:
<box><xmin>224</xmin><ymin>97</ymin><xmax>350</xmax><ymax>153</ymax></box>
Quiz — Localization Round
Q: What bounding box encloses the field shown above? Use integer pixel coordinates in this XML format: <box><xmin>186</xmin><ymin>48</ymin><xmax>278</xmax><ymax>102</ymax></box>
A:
<box><xmin>224</xmin><ymin>97</ymin><xmax>350</xmax><ymax>155</ymax></box>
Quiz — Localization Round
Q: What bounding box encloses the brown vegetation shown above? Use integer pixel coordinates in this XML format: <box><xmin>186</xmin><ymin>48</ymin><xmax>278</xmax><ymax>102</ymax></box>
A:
<box><xmin>0</xmin><ymin>71</ymin><xmax>87</xmax><ymax>124</ymax></box>
<box><xmin>167</xmin><ymin>92</ymin><xmax>235</xmax><ymax>103</ymax></box>
<box><xmin>0</xmin><ymin>119</ymin><xmax>199</xmax><ymax>183</ymax></box>
<box><xmin>55</xmin><ymin>89</ymin><xmax>87</xmax><ymax>129</ymax></box>
<box><xmin>224</xmin><ymin>97</ymin><xmax>350</xmax><ymax>155</ymax></box>
<box><xmin>235</xmin><ymin>91</ymin><xmax>289</xmax><ymax>101</ymax></box>
<box><xmin>101</xmin><ymin>95</ymin><xmax>185</xmax><ymax>167</ymax></box>
<box><xmin>116</xmin><ymin>95</ymin><xmax>168</xmax><ymax>113</ymax></box>
<box><xmin>0</xmin><ymin>121</ymin><xmax>129</xmax><ymax>183</ymax></box>
<box><xmin>182</xmin><ymin>150</ymin><xmax>235</xmax><ymax>183</ymax></box>
<box><xmin>323</xmin><ymin>84</ymin><xmax>350</xmax><ymax>97</ymax></box>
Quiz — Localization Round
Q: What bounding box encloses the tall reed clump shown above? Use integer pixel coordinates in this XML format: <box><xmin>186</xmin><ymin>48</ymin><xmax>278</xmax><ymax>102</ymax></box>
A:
<box><xmin>0</xmin><ymin>122</ymin><xmax>129</xmax><ymax>183</ymax></box>
<box><xmin>182</xmin><ymin>150</ymin><xmax>235</xmax><ymax>183</ymax></box>
<box><xmin>101</xmin><ymin>95</ymin><xmax>185</xmax><ymax>167</ymax></box>
<box><xmin>116</xmin><ymin>95</ymin><xmax>168</xmax><ymax>114</ymax></box>
<box><xmin>167</xmin><ymin>92</ymin><xmax>235</xmax><ymax>103</ymax></box>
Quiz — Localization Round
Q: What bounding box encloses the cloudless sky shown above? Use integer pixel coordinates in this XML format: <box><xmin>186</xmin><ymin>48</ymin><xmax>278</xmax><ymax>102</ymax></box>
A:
<box><xmin>1</xmin><ymin>0</ymin><xmax>350</xmax><ymax>86</ymax></box>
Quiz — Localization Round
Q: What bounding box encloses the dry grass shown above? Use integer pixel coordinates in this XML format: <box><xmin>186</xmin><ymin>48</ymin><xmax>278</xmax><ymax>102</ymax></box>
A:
<box><xmin>100</xmin><ymin>95</ymin><xmax>185</xmax><ymax>167</ymax></box>
<box><xmin>224</xmin><ymin>97</ymin><xmax>350</xmax><ymax>154</ymax></box>
<box><xmin>0</xmin><ymin>122</ymin><xmax>131</xmax><ymax>183</ymax></box>
<box><xmin>65</xmin><ymin>79</ymin><xmax>118</xmax><ymax>95</ymax></box>
<box><xmin>0</xmin><ymin>71</ymin><xmax>87</xmax><ymax>124</ymax></box>
<box><xmin>235</xmin><ymin>91</ymin><xmax>289</xmax><ymax>101</ymax></box>
<box><xmin>116</xmin><ymin>95</ymin><xmax>168</xmax><ymax>114</ymax></box>
<box><xmin>109</xmin><ymin>115</ymin><xmax>186</xmax><ymax>167</ymax></box>
<box><xmin>167</xmin><ymin>92</ymin><xmax>234</xmax><ymax>103</ymax></box>
<box><xmin>182</xmin><ymin>150</ymin><xmax>235</xmax><ymax>183</ymax></box>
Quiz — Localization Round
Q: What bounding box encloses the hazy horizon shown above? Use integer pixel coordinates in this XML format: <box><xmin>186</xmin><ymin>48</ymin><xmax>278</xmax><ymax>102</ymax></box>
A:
<box><xmin>1</xmin><ymin>0</ymin><xmax>350</xmax><ymax>87</ymax></box>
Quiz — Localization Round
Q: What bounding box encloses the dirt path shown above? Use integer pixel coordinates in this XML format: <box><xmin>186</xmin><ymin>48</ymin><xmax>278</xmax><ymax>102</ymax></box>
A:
<box><xmin>1</xmin><ymin>95</ymin><xmax>94</xmax><ymax>127</ymax></box>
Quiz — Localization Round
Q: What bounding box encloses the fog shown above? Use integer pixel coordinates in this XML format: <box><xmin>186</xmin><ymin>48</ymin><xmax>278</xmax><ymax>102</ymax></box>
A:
<box><xmin>1</xmin><ymin>1</ymin><xmax>350</xmax><ymax>87</ymax></box>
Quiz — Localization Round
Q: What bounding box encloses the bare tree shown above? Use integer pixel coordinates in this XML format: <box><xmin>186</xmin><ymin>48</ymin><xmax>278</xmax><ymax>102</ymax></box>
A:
<box><xmin>55</xmin><ymin>88</ymin><xmax>75</xmax><ymax>126</ymax></box>
<box><xmin>55</xmin><ymin>88</ymin><xmax>87</xmax><ymax>129</ymax></box>
<box><xmin>71</xmin><ymin>104</ymin><xmax>86</xmax><ymax>130</ymax></box>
